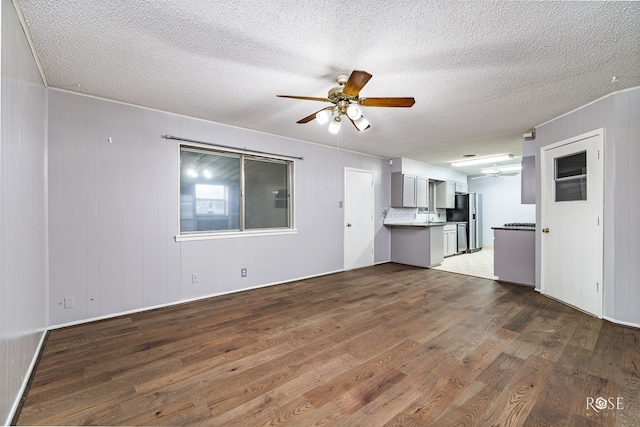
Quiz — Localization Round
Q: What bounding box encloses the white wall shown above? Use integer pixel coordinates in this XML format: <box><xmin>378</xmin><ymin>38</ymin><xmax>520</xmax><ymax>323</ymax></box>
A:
<box><xmin>47</xmin><ymin>89</ymin><xmax>392</xmax><ymax>327</ymax></box>
<box><xmin>0</xmin><ymin>0</ymin><xmax>48</xmax><ymax>423</ymax></box>
<box><xmin>535</xmin><ymin>86</ymin><xmax>640</xmax><ymax>326</ymax></box>
<box><xmin>468</xmin><ymin>174</ymin><xmax>535</xmax><ymax>248</ymax></box>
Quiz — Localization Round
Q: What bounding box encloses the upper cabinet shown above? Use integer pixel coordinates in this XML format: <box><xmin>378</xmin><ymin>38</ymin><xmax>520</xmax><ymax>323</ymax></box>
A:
<box><xmin>455</xmin><ymin>182</ymin><xmax>468</xmax><ymax>194</ymax></box>
<box><xmin>391</xmin><ymin>173</ymin><xmax>428</xmax><ymax>208</ymax></box>
<box><xmin>435</xmin><ymin>181</ymin><xmax>455</xmax><ymax>209</ymax></box>
<box><xmin>521</xmin><ymin>156</ymin><xmax>535</xmax><ymax>204</ymax></box>
<box><xmin>416</xmin><ymin>176</ymin><xmax>428</xmax><ymax>208</ymax></box>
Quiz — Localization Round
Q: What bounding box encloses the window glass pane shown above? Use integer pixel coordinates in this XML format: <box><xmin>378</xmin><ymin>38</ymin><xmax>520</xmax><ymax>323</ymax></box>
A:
<box><xmin>556</xmin><ymin>151</ymin><xmax>586</xmax><ymax>179</ymax></box>
<box><xmin>180</xmin><ymin>149</ymin><xmax>240</xmax><ymax>232</ymax></box>
<box><xmin>556</xmin><ymin>177</ymin><xmax>587</xmax><ymax>202</ymax></box>
<box><xmin>195</xmin><ymin>184</ymin><xmax>225</xmax><ymax>200</ymax></box>
<box><xmin>244</xmin><ymin>158</ymin><xmax>289</xmax><ymax>229</ymax></box>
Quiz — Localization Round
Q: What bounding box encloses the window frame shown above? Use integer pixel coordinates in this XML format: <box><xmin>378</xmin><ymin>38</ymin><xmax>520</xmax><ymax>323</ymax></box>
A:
<box><xmin>175</xmin><ymin>143</ymin><xmax>297</xmax><ymax>242</ymax></box>
<box><xmin>554</xmin><ymin>150</ymin><xmax>588</xmax><ymax>203</ymax></box>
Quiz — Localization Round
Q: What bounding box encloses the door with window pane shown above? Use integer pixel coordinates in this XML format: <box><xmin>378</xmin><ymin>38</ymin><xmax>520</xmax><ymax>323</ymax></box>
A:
<box><xmin>541</xmin><ymin>129</ymin><xmax>603</xmax><ymax>317</ymax></box>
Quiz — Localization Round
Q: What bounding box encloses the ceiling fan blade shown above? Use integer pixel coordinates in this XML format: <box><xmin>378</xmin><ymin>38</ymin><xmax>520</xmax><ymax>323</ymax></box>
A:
<box><xmin>277</xmin><ymin>95</ymin><xmax>330</xmax><ymax>102</ymax></box>
<box><xmin>296</xmin><ymin>107</ymin><xmax>333</xmax><ymax>124</ymax></box>
<box><xmin>360</xmin><ymin>97</ymin><xmax>415</xmax><ymax>107</ymax></box>
<box><xmin>342</xmin><ymin>70</ymin><xmax>373</xmax><ymax>97</ymax></box>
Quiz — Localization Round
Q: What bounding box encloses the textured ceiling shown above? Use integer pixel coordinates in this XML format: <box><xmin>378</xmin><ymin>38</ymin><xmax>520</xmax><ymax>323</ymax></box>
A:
<box><xmin>14</xmin><ymin>1</ymin><xmax>640</xmax><ymax>174</ymax></box>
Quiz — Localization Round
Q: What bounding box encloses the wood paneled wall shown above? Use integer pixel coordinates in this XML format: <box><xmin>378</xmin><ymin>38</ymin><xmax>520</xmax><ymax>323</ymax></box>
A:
<box><xmin>47</xmin><ymin>89</ymin><xmax>392</xmax><ymax>327</ymax></box>
<box><xmin>535</xmin><ymin>87</ymin><xmax>640</xmax><ymax>326</ymax></box>
<box><xmin>0</xmin><ymin>0</ymin><xmax>48</xmax><ymax>423</ymax></box>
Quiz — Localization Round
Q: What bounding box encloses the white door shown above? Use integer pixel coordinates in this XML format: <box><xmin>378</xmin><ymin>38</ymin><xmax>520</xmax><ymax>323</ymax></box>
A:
<box><xmin>541</xmin><ymin>129</ymin><xmax>604</xmax><ymax>317</ymax></box>
<box><xmin>344</xmin><ymin>168</ymin><xmax>374</xmax><ymax>270</ymax></box>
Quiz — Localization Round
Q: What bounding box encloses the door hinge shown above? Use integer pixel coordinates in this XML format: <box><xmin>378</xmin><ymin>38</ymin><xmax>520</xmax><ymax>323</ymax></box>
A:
<box><xmin>597</xmin><ymin>216</ymin><xmax>600</xmax><ymax>226</ymax></box>
<box><xmin>596</xmin><ymin>282</ymin><xmax>599</xmax><ymax>292</ymax></box>
<box><xmin>597</xmin><ymin>150</ymin><xmax>600</xmax><ymax>159</ymax></box>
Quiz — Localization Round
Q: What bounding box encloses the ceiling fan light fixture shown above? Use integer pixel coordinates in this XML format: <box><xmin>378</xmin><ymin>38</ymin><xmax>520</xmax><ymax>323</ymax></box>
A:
<box><xmin>316</xmin><ymin>109</ymin><xmax>331</xmax><ymax>124</ymax></box>
<box><xmin>354</xmin><ymin>115</ymin><xmax>370</xmax><ymax>131</ymax></box>
<box><xmin>451</xmin><ymin>154</ymin><xmax>513</xmax><ymax>167</ymax></box>
<box><xmin>278</xmin><ymin>70</ymin><xmax>414</xmax><ymax>133</ymax></box>
<box><xmin>328</xmin><ymin>118</ymin><xmax>341</xmax><ymax>134</ymax></box>
<box><xmin>346</xmin><ymin>104</ymin><xmax>361</xmax><ymax>120</ymax></box>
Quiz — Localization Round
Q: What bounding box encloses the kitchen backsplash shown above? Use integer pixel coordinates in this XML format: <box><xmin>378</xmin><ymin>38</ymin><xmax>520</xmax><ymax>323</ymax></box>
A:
<box><xmin>384</xmin><ymin>207</ymin><xmax>446</xmax><ymax>225</ymax></box>
<box><xmin>429</xmin><ymin>208</ymin><xmax>447</xmax><ymax>223</ymax></box>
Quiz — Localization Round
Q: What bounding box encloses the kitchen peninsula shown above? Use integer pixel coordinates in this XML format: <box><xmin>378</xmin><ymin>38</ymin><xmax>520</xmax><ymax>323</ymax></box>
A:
<box><xmin>492</xmin><ymin>223</ymin><xmax>535</xmax><ymax>286</ymax></box>
<box><xmin>388</xmin><ymin>224</ymin><xmax>445</xmax><ymax>268</ymax></box>
<box><xmin>384</xmin><ymin>208</ymin><xmax>445</xmax><ymax>268</ymax></box>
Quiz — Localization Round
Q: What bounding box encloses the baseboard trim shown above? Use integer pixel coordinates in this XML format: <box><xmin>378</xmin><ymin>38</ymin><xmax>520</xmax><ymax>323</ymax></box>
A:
<box><xmin>50</xmin><ymin>268</ymin><xmax>345</xmax><ymax>330</ymax></box>
<box><xmin>603</xmin><ymin>315</ymin><xmax>640</xmax><ymax>330</ymax></box>
<box><xmin>9</xmin><ymin>329</ymin><xmax>49</xmax><ymax>426</ymax></box>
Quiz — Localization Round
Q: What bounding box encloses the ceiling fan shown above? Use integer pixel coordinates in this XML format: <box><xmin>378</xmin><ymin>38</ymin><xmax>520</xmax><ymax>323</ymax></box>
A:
<box><xmin>471</xmin><ymin>164</ymin><xmax>522</xmax><ymax>179</ymax></box>
<box><xmin>277</xmin><ymin>70</ymin><xmax>415</xmax><ymax>133</ymax></box>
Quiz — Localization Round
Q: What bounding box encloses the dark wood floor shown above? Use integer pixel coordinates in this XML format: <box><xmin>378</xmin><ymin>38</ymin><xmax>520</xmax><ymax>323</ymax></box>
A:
<box><xmin>16</xmin><ymin>263</ymin><xmax>640</xmax><ymax>426</ymax></box>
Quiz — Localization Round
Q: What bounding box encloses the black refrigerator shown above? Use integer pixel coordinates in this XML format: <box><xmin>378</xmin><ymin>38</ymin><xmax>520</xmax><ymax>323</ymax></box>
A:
<box><xmin>446</xmin><ymin>193</ymin><xmax>482</xmax><ymax>252</ymax></box>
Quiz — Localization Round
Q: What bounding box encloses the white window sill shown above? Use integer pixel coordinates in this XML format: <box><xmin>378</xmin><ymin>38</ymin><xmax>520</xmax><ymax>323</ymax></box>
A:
<box><xmin>175</xmin><ymin>228</ymin><xmax>298</xmax><ymax>242</ymax></box>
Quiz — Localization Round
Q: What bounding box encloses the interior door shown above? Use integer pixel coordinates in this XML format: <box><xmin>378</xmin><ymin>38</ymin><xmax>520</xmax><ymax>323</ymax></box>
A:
<box><xmin>541</xmin><ymin>129</ymin><xmax>604</xmax><ymax>317</ymax></box>
<box><xmin>344</xmin><ymin>168</ymin><xmax>374</xmax><ymax>270</ymax></box>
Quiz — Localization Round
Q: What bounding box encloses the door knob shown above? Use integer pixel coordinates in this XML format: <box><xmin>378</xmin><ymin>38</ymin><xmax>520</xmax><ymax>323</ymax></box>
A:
<box><xmin>542</xmin><ymin>228</ymin><xmax>550</xmax><ymax>233</ymax></box>
<box><xmin>347</xmin><ymin>223</ymin><xmax>352</xmax><ymax>227</ymax></box>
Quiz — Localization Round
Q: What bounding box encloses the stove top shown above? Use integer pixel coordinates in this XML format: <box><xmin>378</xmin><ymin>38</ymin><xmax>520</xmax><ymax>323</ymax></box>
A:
<box><xmin>504</xmin><ymin>223</ymin><xmax>536</xmax><ymax>228</ymax></box>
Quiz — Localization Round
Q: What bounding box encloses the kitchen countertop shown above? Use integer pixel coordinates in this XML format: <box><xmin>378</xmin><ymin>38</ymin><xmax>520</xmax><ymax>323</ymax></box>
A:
<box><xmin>492</xmin><ymin>226</ymin><xmax>536</xmax><ymax>231</ymax></box>
<box><xmin>385</xmin><ymin>222</ymin><xmax>446</xmax><ymax>227</ymax></box>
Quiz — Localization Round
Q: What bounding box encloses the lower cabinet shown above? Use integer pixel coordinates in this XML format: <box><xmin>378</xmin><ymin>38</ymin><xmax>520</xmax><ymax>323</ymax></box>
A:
<box><xmin>390</xmin><ymin>225</ymin><xmax>444</xmax><ymax>268</ymax></box>
<box><xmin>435</xmin><ymin>181</ymin><xmax>455</xmax><ymax>209</ymax></box>
<box><xmin>443</xmin><ymin>224</ymin><xmax>457</xmax><ymax>257</ymax></box>
<box><xmin>493</xmin><ymin>228</ymin><xmax>535</xmax><ymax>286</ymax></box>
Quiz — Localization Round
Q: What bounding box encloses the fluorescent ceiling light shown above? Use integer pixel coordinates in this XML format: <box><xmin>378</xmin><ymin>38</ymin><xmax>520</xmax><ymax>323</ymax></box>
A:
<box><xmin>481</xmin><ymin>164</ymin><xmax>522</xmax><ymax>174</ymax></box>
<box><xmin>451</xmin><ymin>154</ymin><xmax>513</xmax><ymax>167</ymax></box>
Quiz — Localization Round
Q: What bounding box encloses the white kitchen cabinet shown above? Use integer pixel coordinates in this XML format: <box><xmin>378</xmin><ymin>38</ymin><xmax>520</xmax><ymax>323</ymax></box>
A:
<box><xmin>416</xmin><ymin>176</ymin><xmax>428</xmax><ymax>208</ymax></box>
<box><xmin>391</xmin><ymin>173</ymin><xmax>428</xmax><ymax>208</ymax></box>
<box><xmin>521</xmin><ymin>156</ymin><xmax>535</xmax><ymax>204</ymax></box>
<box><xmin>435</xmin><ymin>181</ymin><xmax>455</xmax><ymax>209</ymax></box>
<box><xmin>443</xmin><ymin>224</ymin><xmax>457</xmax><ymax>257</ymax></box>
<box><xmin>455</xmin><ymin>182</ymin><xmax>468</xmax><ymax>194</ymax></box>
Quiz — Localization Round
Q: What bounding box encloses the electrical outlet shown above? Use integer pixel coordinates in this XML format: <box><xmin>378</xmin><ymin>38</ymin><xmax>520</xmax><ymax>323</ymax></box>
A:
<box><xmin>191</xmin><ymin>273</ymin><xmax>199</xmax><ymax>283</ymax></box>
<box><xmin>241</xmin><ymin>268</ymin><xmax>247</xmax><ymax>278</ymax></box>
<box><xmin>64</xmin><ymin>296</ymin><xmax>74</xmax><ymax>309</ymax></box>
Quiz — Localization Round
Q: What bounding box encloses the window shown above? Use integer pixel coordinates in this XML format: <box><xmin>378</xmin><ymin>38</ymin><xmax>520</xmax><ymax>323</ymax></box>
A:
<box><xmin>179</xmin><ymin>146</ymin><xmax>293</xmax><ymax>236</ymax></box>
<box><xmin>554</xmin><ymin>151</ymin><xmax>587</xmax><ymax>202</ymax></box>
